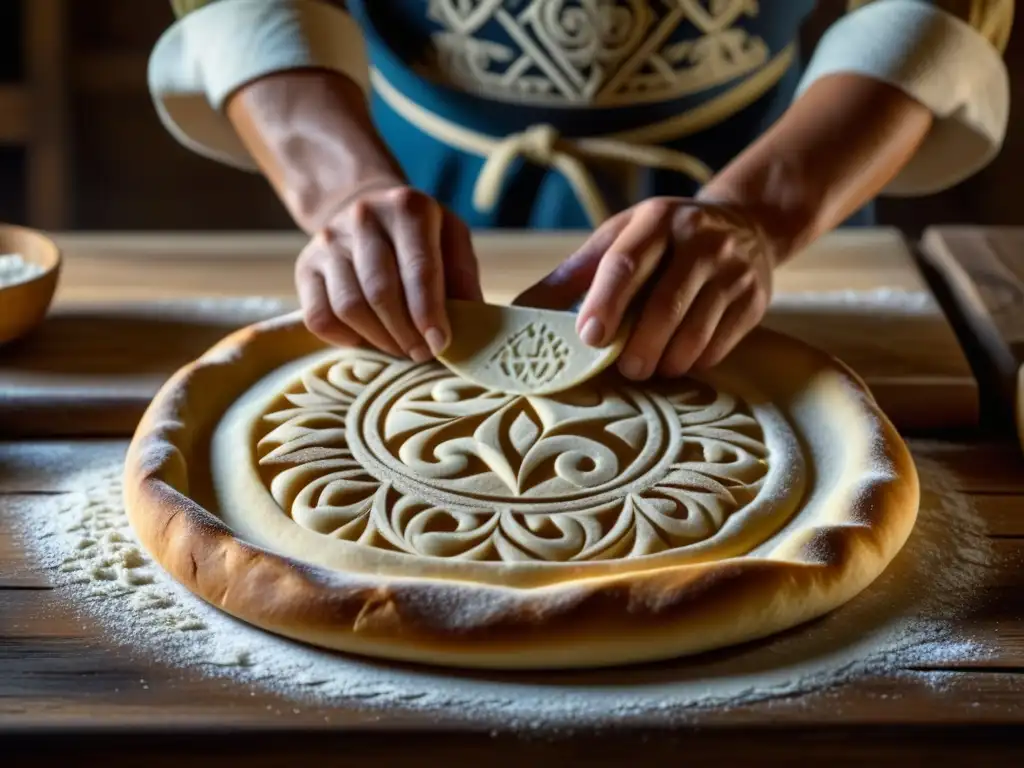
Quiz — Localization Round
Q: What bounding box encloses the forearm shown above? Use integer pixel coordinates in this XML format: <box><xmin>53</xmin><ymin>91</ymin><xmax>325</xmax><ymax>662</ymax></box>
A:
<box><xmin>226</xmin><ymin>69</ymin><xmax>404</xmax><ymax>233</ymax></box>
<box><xmin>699</xmin><ymin>73</ymin><xmax>933</xmax><ymax>263</ymax></box>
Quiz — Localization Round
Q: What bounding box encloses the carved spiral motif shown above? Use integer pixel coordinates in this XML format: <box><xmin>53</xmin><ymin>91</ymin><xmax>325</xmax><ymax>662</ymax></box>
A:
<box><xmin>536</xmin><ymin>0</ymin><xmax>647</xmax><ymax>62</ymax></box>
<box><xmin>255</xmin><ymin>351</ymin><xmax>770</xmax><ymax>563</ymax></box>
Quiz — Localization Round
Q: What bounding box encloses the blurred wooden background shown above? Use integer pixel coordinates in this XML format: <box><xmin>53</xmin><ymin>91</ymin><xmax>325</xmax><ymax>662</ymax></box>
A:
<box><xmin>0</xmin><ymin>0</ymin><xmax>1019</xmax><ymax>232</ymax></box>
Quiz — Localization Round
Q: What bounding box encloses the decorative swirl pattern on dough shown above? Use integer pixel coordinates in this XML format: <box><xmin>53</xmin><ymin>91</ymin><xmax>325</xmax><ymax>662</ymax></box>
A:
<box><xmin>254</xmin><ymin>351</ymin><xmax>769</xmax><ymax>563</ymax></box>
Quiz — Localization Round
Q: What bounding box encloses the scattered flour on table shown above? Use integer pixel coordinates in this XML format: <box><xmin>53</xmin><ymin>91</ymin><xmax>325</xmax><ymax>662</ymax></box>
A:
<box><xmin>142</xmin><ymin>288</ymin><xmax>936</xmax><ymax>319</ymax></box>
<box><xmin>771</xmin><ymin>288</ymin><xmax>938</xmax><ymax>315</ymax></box>
<box><xmin>10</xmin><ymin>451</ymin><xmax>995</xmax><ymax>727</ymax></box>
<box><xmin>143</xmin><ymin>296</ymin><xmax>296</xmax><ymax>318</ymax></box>
<box><xmin>0</xmin><ymin>253</ymin><xmax>44</xmax><ymax>288</ymax></box>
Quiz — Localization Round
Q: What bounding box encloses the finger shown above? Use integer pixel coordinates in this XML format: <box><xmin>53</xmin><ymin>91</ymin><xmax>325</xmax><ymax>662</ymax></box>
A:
<box><xmin>655</xmin><ymin>274</ymin><xmax>737</xmax><ymax>378</ymax></box>
<box><xmin>386</xmin><ymin>189</ymin><xmax>449</xmax><ymax>355</ymax></box>
<box><xmin>441</xmin><ymin>212</ymin><xmax>484</xmax><ymax>302</ymax></box>
<box><xmin>614</xmin><ymin>253</ymin><xmax>712</xmax><ymax>381</ymax></box>
<box><xmin>512</xmin><ymin>212</ymin><xmax>630</xmax><ymax>310</ymax></box>
<box><xmin>351</xmin><ymin>213</ymin><xmax>432</xmax><ymax>363</ymax></box>
<box><xmin>576</xmin><ymin>203</ymin><xmax>673</xmax><ymax>348</ymax></box>
<box><xmin>319</xmin><ymin>244</ymin><xmax>404</xmax><ymax>357</ymax></box>
<box><xmin>296</xmin><ymin>266</ymin><xmax>362</xmax><ymax>348</ymax></box>
<box><xmin>692</xmin><ymin>286</ymin><xmax>768</xmax><ymax>371</ymax></box>
<box><xmin>296</xmin><ymin>240</ymin><xmax>362</xmax><ymax>347</ymax></box>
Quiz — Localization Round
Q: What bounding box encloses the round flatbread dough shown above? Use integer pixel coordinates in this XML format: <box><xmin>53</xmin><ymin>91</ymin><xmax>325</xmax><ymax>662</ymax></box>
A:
<box><xmin>124</xmin><ymin>311</ymin><xmax>919</xmax><ymax>670</ymax></box>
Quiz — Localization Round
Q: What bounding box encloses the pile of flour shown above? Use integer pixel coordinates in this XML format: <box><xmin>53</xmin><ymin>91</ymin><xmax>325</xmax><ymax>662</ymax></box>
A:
<box><xmin>10</xmin><ymin>448</ymin><xmax>994</xmax><ymax>728</ymax></box>
<box><xmin>0</xmin><ymin>253</ymin><xmax>44</xmax><ymax>288</ymax></box>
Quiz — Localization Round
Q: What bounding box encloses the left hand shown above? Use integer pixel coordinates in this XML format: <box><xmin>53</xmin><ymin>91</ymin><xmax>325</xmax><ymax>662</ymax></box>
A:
<box><xmin>514</xmin><ymin>197</ymin><xmax>777</xmax><ymax>380</ymax></box>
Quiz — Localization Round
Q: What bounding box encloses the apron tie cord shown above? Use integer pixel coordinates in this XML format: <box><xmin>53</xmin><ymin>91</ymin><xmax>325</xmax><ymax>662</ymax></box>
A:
<box><xmin>369</xmin><ymin>44</ymin><xmax>794</xmax><ymax>227</ymax></box>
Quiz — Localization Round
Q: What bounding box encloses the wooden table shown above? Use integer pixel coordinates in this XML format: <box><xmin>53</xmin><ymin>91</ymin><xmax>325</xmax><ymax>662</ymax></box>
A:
<box><xmin>0</xmin><ymin>228</ymin><xmax>980</xmax><ymax>436</ymax></box>
<box><xmin>2</xmin><ymin>229</ymin><xmax>1024</xmax><ymax>765</ymax></box>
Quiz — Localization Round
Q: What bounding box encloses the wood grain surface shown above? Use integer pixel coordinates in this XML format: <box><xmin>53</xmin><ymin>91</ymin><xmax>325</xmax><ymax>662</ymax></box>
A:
<box><xmin>2</xmin><ymin>436</ymin><xmax>1024</xmax><ymax>765</ymax></box>
<box><xmin>0</xmin><ymin>228</ymin><xmax>1020</xmax><ymax>764</ymax></box>
<box><xmin>0</xmin><ymin>228</ymin><xmax>978</xmax><ymax>437</ymax></box>
<box><xmin>23</xmin><ymin>0</ymin><xmax>70</xmax><ymax>230</ymax></box>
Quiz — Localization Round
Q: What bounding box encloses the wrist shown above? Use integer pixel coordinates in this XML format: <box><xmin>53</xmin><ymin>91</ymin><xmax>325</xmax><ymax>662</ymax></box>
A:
<box><xmin>295</xmin><ymin>175</ymin><xmax>409</xmax><ymax>232</ymax></box>
<box><xmin>226</xmin><ymin>69</ymin><xmax>406</xmax><ymax>233</ymax></box>
<box><xmin>697</xmin><ymin>159</ymin><xmax>819</xmax><ymax>269</ymax></box>
<box><xmin>697</xmin><ymin>73</ymin><xmax>934</xmax><ymax>265</ymax></box>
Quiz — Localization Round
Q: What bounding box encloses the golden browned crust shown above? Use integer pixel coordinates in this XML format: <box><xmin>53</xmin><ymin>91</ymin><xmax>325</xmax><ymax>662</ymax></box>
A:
<box><xmin>123</xmin><ymin>311</ymin><xmax>919</xmax><ymax>669</ymax></box>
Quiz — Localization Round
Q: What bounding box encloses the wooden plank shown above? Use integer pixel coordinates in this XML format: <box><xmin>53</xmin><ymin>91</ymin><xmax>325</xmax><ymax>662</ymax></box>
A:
<box><xmin>40</xmin><ymin>226</ymin><xmax>979</xmax><ymax>304</ymax></box>
<box><xmin>3</xmin><ymin>554</ymin><xmax>1024</xmax><ymax>731</ymax></box>
<box><xmin>766</xmin><ymin>230</ymin><xmax>978</xmax><ymax>433</ymax></box>
<box><xmin>3</xmin><ymin>438</ymin><xmax>1024</xmax><ymax>758</ymax></box>
<box><xmin>911</xmin><ymin>438</ymin><xmax>1024</xmax><ymax>494</ymax></box>
<box><xmin>39</xmin><ymin>228</ymin><xmax>951</xmax><ymax>299</ymax></box>
<box><xmin>50</xmin><ymin>232</ymin><xmax>303</xmax><ymax>303</ymax></box>
<box><xmin>7</xmin><ymin>726</ymin><xmax>1024</xmax><ymax>768</ymax></box>
<box><xmin>0</xmin><ymin>230</ymin><xmax>977</xmax><ymax>436</ymax></box>
<box><xmin>972</xmin><ymin>494</ymin><xmax>1024</xmax><ymax>537</ymax></box>
<box><xmin>73</xmin><ymin>51</ymin><xmax>148</xmax><ymax>95</ymax></box>
<box><xmin>920</xmin><ymin>227</ymin><xmax>1024</xmax><ymax>439</ymax></box>
<box><xmin>0</xmin><ymin>301</ymin><xmax>291</xmax><ymax>437</ymax></box>
<box><xmin>23</xmin><ymin>0</ymin><xmax>70</xmax><ymax>229</ymax></box>
<box><xmin>0</xmin><ymin>439</ymin><xmax>126</xmax><ymax>493</ymax></box>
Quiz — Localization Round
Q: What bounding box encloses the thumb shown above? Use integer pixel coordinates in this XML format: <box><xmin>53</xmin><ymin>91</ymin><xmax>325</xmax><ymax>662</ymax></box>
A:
<box><xmin>512</xmin><ymin>219</ymin><xmax>626</xmax><ymax>310</ymax></box>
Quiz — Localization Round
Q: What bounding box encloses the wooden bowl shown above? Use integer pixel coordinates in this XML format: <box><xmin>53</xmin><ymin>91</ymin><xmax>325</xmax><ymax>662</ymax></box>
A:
<box><xmin>0</xmin><ymin>225</ymin><xmax>61</xmax><ymax>346</ymax></box>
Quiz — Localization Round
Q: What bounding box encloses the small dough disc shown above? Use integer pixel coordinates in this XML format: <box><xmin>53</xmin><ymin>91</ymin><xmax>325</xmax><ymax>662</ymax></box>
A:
<box><xmin>437</xmin><ymin>300</ymin><xmax>628</xmax><ymax>395</ymax></box>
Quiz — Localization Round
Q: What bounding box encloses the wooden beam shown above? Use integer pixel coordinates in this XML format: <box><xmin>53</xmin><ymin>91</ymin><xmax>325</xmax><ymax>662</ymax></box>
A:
<box><xmin>23</xmin><ymin>0</ymin><xmax>70</xmax><ymax>229</ymax></box>
<box><xmin>73</xmin><ymin>51</ymin><xmax>149</xmax><ymax>94</ymax></box>
<box><xmin>0</xmin><ymin>85</ymin><xmax>30</xmax><ymax>143</ymax></box>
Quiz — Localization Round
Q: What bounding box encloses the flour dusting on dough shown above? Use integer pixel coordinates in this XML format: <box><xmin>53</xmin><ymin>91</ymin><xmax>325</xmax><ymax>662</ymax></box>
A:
<box><xmin>11</xmin><ymin>448</ymin><xmax>994</xmax><ymax>728</ymax></box>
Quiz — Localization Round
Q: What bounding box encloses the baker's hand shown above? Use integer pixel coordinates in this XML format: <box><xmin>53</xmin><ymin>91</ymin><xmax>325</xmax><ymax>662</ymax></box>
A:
<box><xmin>514</xmin><ymin>197</ymin><xmax>775</xmax><ymax>380</ymax></box>
<box><xmin>296</xmin><ymin>185</ymin><xmax>483</xmax><ymax>360</ymax></box>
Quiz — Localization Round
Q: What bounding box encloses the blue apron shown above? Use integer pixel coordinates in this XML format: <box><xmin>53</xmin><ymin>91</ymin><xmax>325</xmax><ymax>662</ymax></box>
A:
<box><xmin>346</xmin><ymin>1</ymin><xmax>873</xmax><ymax>229</ymax></box>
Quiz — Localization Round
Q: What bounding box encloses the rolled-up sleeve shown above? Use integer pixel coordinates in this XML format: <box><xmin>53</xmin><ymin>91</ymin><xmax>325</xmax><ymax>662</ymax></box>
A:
<box><xmin>796</xmin><ymin>0</ymin><xmax>1013</xmax><ymax>196</ymax></box>
<box><xmin>150</xmin><ymin>0</ymin><xmax>367</xmax><ymax>170</ymax></box>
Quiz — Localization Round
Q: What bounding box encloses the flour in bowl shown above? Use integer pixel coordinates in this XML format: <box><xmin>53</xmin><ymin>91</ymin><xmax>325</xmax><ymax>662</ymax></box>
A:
<box><xmin>0</xmin><ymin>253</ymin><xmax>44</xmax><ymax>288</ymax></box>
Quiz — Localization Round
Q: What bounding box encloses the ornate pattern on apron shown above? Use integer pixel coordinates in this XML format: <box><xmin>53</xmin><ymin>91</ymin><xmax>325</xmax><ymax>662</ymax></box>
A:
<box><xmin>421</xmin><ymin>0</ymin><xmax>769</xmax><ymax>106</ymax></box>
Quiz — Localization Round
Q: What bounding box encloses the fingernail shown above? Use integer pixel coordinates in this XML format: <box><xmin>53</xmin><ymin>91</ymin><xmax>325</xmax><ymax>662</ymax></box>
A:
<box><xmin>579</xmin><ymin>317</ymin><xmax>605</xmax><ymax>347</ymax></box>
<box><xmin>424</xmin><ymin>327</ymin><xmax>448</xmax><ymax>355</ymax></box>
<box><xmin>409</xmin><ymin>344</ymin><xmax>432</xmax><ymax>363</ymax></box>
<box><xmin>620</xmin><ymin>355</ymin><xmax>645</xmax><ymax>380</ymax></box>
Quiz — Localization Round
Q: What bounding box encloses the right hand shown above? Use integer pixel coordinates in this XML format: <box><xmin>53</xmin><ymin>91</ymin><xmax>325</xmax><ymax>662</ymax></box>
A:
<box><xmin>296</xmin><ymin>184</ymin><xmax>483</xmax><ymax>361</ymax></box>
